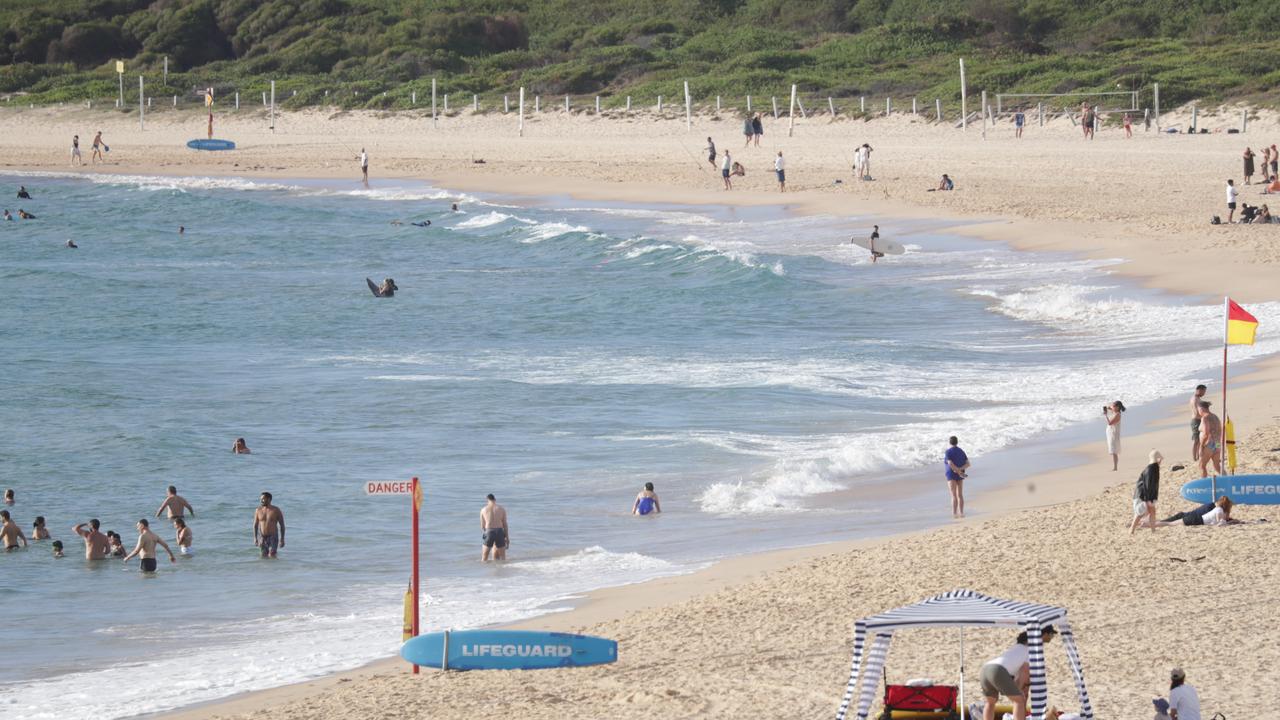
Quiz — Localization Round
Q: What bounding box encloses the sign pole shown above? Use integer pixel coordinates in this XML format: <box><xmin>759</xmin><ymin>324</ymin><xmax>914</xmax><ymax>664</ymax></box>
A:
<box><xmin>411</xmin><ymin>475</ymin><xmax>421</xmax><ymax>674</ymax></box>
<box><xmin>1221</xmin><ymin>298</ymin><xmax>1229</xmax><ymax>475</ymax></box>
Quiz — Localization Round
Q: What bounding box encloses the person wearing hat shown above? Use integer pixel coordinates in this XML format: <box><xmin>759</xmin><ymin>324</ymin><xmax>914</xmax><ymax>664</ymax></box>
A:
<box><xmin>980</xmin><ymin>625</ymin><xmax>1057</xmax><ymax>720</ymax></box>
<box><xmin>1167</xmin><ymin>667</ymin><xmax>1201</xmax><ymax>720</ymax></box>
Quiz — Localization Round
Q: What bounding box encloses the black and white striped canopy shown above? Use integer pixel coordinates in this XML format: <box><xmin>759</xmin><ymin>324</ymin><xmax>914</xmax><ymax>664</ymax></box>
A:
<box><xmin>858</xmin><ymin>588</ymin><xmax>1068</xmax><ymax>630</ymax></box>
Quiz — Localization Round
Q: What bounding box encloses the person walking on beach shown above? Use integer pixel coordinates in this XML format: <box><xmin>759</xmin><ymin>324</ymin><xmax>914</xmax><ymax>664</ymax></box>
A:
<box><xmin>71</xmin><ymin>135</ymin><xmax>82</xmax><ymax>165</ymax></box>
<box><xmin>91</xmin><ymin>131</ymin><xmax>105</xmax><ymax>164</ymax></box>
<box><xmin>980</xmin><ymin>626</ymin><xmax>1056</xmax><ymax>720</ymax></box>
<box><xmin>480</xmin><ymin>493</ymin><xmax>509</xmax><ymax>562</ymax></box>
<box><xmin>1189</xmin><ymin>384</ymin><xmax>1207</xmax><ymax>461</ymax></box>
<box><xmin>1080</xmin><ymin>103</ymin><xmax>1094</xmax><ymax>139</ymax></box>
<box><xmin>752</xmin><ymin>113</ymin><xmax>764</xmax><ymax>147</ymax></box>
<box><xmin>705</xmin><ymin>137</ymin><xmax>717</xmax><ymax>169</ymax></box>
<box><xmin>1226</xmin><ymin>179</ymin><xmax>1238</xmax><ymax>223</ymax></box>
<box><xmin>1104</xmin><ymin>400</ymin><xmax>1125</xmax><ymax>471</ymax></box>
<box><xmin>1243</xmin><ymin>147</ymin><xmax>1256</xmax><ymax>184</ymax></box>
<box><xmin>632</xmin><ymin>483</ymin><xmax>661</xmax><ymax>516</ymax></box>
<box><xmin>73</xmin><ymin>519</ymin><xmax>112</xmax><ymax>560</ymax></box>
<box><xmin>1</xmin><ymin>510</ymin><xmax>28</xmax><ymax>551</ymax></box>
<box><xmin>1014</xmin><ymin>109</ymin><xmax>1025</xmax><ymax>138</ymax></box>
<box><xmin>254</xmin><ymin>492</ymin><xmax>285</xmax><ymax>558</ymax></box>
<box><xmin>1197</xmin><ymin>401</ymin><xmax>1223</xmax><ymax>477</ymax></box>
<box><xmin>359</xmin><ymin>148</ymin><xmax>369</xmax><ymax>185</ymax></box>
<box><xmin>742</xmin><ymin>115</ymin><xmax>754</xmax><ymax>148</ymax></box>
<box><xmin>774</xmin><ymin>151</ymin><xmax>786</xmax><ymax>192</ymax></box>
<box><xmin>122</xmin><ymin>519</ymin><xmax>175</xmax><ymax>572</ymax></box>
<box><xmin>945</xmin><ymin>436</ymin><xmax>969</xmax><ymax>519</ymax></box>
<box><xmin>1129</xmin><ymin>450</ymin><xmax>1162</xmax><ymax>534</ymax></box>
<box><xmin>155</xmin><ymin>486</ymin><xmax>194</xmax><ymax>520</ymax></box>
<box><xmin>721</xmin><ymin>151</ymin><xmax>733</xmax><ymax>190</ymax></box>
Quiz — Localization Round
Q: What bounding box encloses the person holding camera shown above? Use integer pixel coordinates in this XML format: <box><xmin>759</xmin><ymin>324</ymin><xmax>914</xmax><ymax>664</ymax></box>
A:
<box><xmin>1104</xmin><ymin>400</ymin><xmax>1126</xmax><ymax>471</ymax></box>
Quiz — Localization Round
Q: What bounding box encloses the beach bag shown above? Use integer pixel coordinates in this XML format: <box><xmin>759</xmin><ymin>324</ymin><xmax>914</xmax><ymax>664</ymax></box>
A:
<box><xmin>1211</xmin><ymin>216</ymin><xmax>1221</xmax><ymax>225</ymax></box>
<box><xmin>880</xmin><ymin>684</ymin><xmax>959</xmax><ymax>719</ymax></box>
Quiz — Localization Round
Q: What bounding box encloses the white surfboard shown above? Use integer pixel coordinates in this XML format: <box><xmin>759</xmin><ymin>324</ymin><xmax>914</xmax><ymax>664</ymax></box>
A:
<box><xmin>849</xmin><ymin>235</ymin><xmax>905</xmax><ymax>256</ymax></box>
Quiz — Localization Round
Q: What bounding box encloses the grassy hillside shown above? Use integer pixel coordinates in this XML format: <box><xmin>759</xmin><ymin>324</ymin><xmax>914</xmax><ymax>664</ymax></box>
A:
<box><xmin>1</xmin><ymin>0</ymin><xmax>1277</xmax><ymax>112</ymax></box>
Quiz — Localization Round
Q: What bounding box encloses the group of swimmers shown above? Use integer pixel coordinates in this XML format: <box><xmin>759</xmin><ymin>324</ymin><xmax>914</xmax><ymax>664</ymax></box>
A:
<box><xmin>4</xmin><ymin>185</ymin><xmax>36</xmax><ymax>221</ymax></box>
<box><xmin>476</xmin><ymin>483</ymin><xmax>660</xmax><ymax>563</ymax></box>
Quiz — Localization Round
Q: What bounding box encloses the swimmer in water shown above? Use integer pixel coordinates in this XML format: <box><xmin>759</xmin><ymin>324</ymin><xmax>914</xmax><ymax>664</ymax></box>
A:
<box><xmin>108</xmin><ymin>532</ymin><xmax>126</xmax><ymax>558</ymax></box>
<box><xmin>377</xmin><ymin>278</ymin><xmax>398</xmax><ymax>297</ymax></box>
<box><xmin>3</xmin><ymin>210</ymin><xmax>11</xmax><ymax>221</ymax></box>
<box><xmin>51</xmin><ymin>540</ymin><xmax>64</xmax><ymax>558</ymax></box>
<box><xmin>31</xmin><ymin>516</ymin><xmax>50</xmax><ymax>540</ymax></box>
<box><xmin>18</xmin><ymin>209</ymin><xmax>35</xmax><ymax>219</ymax></box>
<box><xmin>632</xmin><ymin>482</ymin><xmax>661</xmax><ymax>516</ymax></box>
<box><xmin>173</xmin><ymin>517</ymin><xmax>193</xmax><ymax>555</ymax></box>
<box><xmin>232</xmin><ymin>437</ymin><xmax>251</xmax><ymax>454</ymax></box>
<box><xmin>17</xmin><ymin>186</ymin><xmax>31</xmax><ymax>199</ymax></box>
<box><xmin>4</xmin><ymin>488</ymin><xmax>13</xmax><ymax>505</ymax></box>
<box><xmin>451</xmin><ymin>203</ymin><xmax>459</xmax><ymax>211</ymax></box>
<box><xmin>66</xmin><ymin>239</ymin><xmax>78</xmax><ymax>249</ymax></box>
<box><xmin>1</xmin><ymin>510</ymin><xmax>28</xmax><ymax>551</ymax></box>
<box><xmin>411</xmin><ymin>220</ymin><xmax>431</xmax><ymax>227</ymax></box>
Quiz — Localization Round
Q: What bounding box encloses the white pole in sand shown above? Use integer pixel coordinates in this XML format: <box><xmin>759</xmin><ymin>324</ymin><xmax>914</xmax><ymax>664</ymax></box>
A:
<box><xmin>118</xmin><ymin>71</ymin><xmax>123</xmax><ymax>108</ymax></box>
<box><xmin>886</xmin><ymin>97</ymin><xmax>891</xmax><ymax>116</ymax></box>
<box><xmin>262</xmin><ymin>91</ymin><xmax>266</xmax><ymax>106</ymax></box>
<box><xmin>936</xmin><ymin>98</ymin><xmax>941</xmax><ymax>122</ymax></box>
<box><xmin>518</xmin><ymin>87</ymin><xmax>524</xmax><ymax>136</ymax></box>
<box><xmin>716</xmin><ymin>95</ymin><xmax>721</xmax><ymax>112</ymax></box>
<box><xmin>980</xmin><ymin>90</ymin><xmax>986</xmax><ymax>140</ymax></box>
<box><xmin>771</xmin><ymin>96</ymin><xmax>778</xmax><ymax>120</ymax></box>
<box><xmin>788</xmin><ymin>84</ymin><xmax>796</xmax><ymax>137</ymax></box>
<box><xmin>235</xmin><ymin>92</ymin><xmax>239</xmax><ymax>110</ymax></box>
<box><xmin>829</xmin><ymin>97</ymin><xmax>836</xmax><ymax>116</ymax></box>
<box><xmin>163</xmin><ymin>56</ymin><xmax>168</xmax><ymax>85</ymax></box>
<box><xmin>565</xmin><ymin>95</ymin><xmax>570</xmax><ymax>113</ymax></box>
<box><xmin>412</xmin><ymin>91</ymin><xmax>416</xmax><ymax>105</ymax></box>
<box><xmin>657</xmin><ymin>95</ymin><xmax>662</xmax><ymax>113</ymax></box>
<box><xmin>269</xmin><ymin>80</ymin><xmax>275</xmax><ymax>132</ymax></box>
<box><xmin>1153</xmin><ymin>82</ymin><xmax>1160</xmax><ymax>130</ymax></box>
<box><xmin>626</xmin><ymin>96</ymin><xmax>631</xmax><ymax>112</ymax></box>
<box><xmin>912</xmin><ymin>97</ymin><xmax>917</xmax><ymax>116</ymax></box>
<box><xmin>444</xmin><ymin>93</ymin><xmax>449</xmax><ymax>113</ymax></box>
<box><xmin>473</xmin><ymin>94</ymin><xmax>478</xmax><ymax>112</ymax></box>
<box><xmin>138</xmin><ymin>75</ymin><xmax>144</xmax><ymax>130</ymax></box>
<box><xmin>746</xmin><ymin>95</ymin><xmax>752</xmax><ymax>113</ymax></box>
<box><xmin>684</xmin><ymin>80</ymin><xmax>691</xmax><ymax>131</ymax></box>
<box><xmin>860</xmin><ymin>96</ymin><xmax>865</xmax><ymax>113</ymax></box>
<box><xmin>535</xmin><ymin>95</ymin><xmax>540</xmax><ymax>113</ymax></box>
<box><xmin>959</xmin><ymin>58</ymin><xmax>968</xmax><ymax>130</ymax></box>
<box><xmin>431</xmin><ymin>78</ymin><xmax>437</xmax><ymax>127</ymax></box>
<box><xmin>504</xmin><ymin>95</ymin><xmax>509</xmax><ymax>113</ymax></box>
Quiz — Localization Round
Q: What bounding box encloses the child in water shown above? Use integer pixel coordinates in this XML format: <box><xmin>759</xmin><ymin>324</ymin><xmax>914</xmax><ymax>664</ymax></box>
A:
<box><xmin>632</xmin><ymin>482</ymin><xmax>661</xmax><ymax>516</ymax></box>
<box><xmin>51</xmin><ymin>540</ymin><xmax>64</xmax><ymax>558</ymax></box>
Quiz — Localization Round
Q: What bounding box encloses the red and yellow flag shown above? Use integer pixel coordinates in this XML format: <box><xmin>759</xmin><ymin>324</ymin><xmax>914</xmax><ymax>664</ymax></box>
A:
<box><xmin>1226</xmin><ymin>298</ymin><xmax>1259</xmax><ymax>346</ymax></box>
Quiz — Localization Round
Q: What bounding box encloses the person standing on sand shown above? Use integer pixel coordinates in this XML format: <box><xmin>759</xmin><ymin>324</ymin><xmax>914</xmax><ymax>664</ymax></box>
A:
<box><xmin>122</xmin><ymin>519</ymin><xmax>175</xmax><ymax>572</ymax></box>
<box><xmin>360</xmin><ymin>148</ymin><xmax>369</xmax><ymax>185</ymax></box>
<box><xmin>1271</xmin><ymin>144</ymin><xmax>1279</xmax><ymax>179</ymax></box>
<box><xmin>480</xmin><ymin>493</ymin><xmax>509</xmax><ymax>562</ymax></box>
<box><xmin>1123</xmin><ymin>112</ymin><xmax>1132</xmax><ymax>138</ymax></box>
<box><xmin>92</xmin><ymin>131</ymin><xmax>105</xmax><ymax>164</ymax></box>
<box><xmin>705</xmin><ymin>137</ymin><xmax>717</xmax><ymax>169</ymax></box>
<box><xmin>774</xmin><ymin>151</ymin><xmax>786</xmax><ymax>192</ymax></box>
<box><xmin>1</xmin><ymin>510</ymin><xmax>28</xmax><ymax>550</ymax></box>
<box><xmin>73</xmin><ymin>519</ymin><xmax>112</xmax><ymax>560</ymax></box>
<box><xmin>752</xmin><ymin>113</ymin><xmax>764</xmax><ymax>147</ymax></box>
<box><xmin>721</xmin><ymin>151</ymin><xmax>733</xmax><ymax>190</ymax></box>
<box><xmin>632</xmin><ymin>483</ymin><xmax>661</xmax><ymax>516</ymax></box>
<box><xmin>1197</xmin><ymin>401</ymin><xmax>1223</xmax><ymax>478</ymax></box>
<box><xmin>155</xmin><ymin>485</ymin><xmax>194</xmax><ymax>520</ymax></box>
<box><xmin>1226</xmin><ymin>179</ymin><xmax>1238</xmax><ymax>223</ymax></box>
<box><xmin>1243</xmin><ymin>147</ymin><xmax>1256</xmax><ymax>184</ymax></box>
<box><xmin>1014</xmin><ymin>109</ymin><xmax>1025</xmax><ymax>138</ymax></box>
<box><xmin>71</xmin><ymin>135</ymin><xmax>82</xmax><ymax>165</ymax></box>
<box><xmin>858</xmin><ymin>143</ymin><xmax>874</xmax><ymax>180</ymax></box>
<box><xmin>1104</xmin><ymin>400</ymin><xmax>1125</xmax><ymax>471</ymax></box>
<box><xmin>1129</xmin><ymin>450</ymin><xmax>1162</xmax><ymax>534</ymax></box>
<box><xmin>1189</xmin><ymin>384</ymin><xmax>1207</xmax><ymax>461</ymax></box>
<box><xmin>945</xmin><ymin>436</ymin><xmax>969</xmax><ymax>519</ymax></box>
<box><xmin>254</xmin><ymin>492</ymin><xmax>285</xmax><ymax>557</ymax></box>
<box><xmin>742</xmin><ymin>115</ymin><xmax>754</xmax><ymax>148</ymax></box>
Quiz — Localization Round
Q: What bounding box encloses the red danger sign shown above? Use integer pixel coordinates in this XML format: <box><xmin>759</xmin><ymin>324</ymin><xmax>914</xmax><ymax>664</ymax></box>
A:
<box><xmin>365</xmin><ymin>480</ymin><xmax>414</xmax><ymax>495</ymax></box>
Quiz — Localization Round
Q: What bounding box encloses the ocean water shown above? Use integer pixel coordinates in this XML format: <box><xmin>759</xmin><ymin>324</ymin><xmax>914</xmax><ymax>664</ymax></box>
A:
<box><xmin>1</xmin><ymin>172</ymin><xmax>1277</xmax><ymax>719</ymax></box>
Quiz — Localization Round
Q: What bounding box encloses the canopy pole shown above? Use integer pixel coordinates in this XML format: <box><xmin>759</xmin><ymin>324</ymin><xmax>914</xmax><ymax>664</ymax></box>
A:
<box><xmin>958</xmin><ymin>629</ymin><xmax>966</xmax><ymax>719</ymax></box>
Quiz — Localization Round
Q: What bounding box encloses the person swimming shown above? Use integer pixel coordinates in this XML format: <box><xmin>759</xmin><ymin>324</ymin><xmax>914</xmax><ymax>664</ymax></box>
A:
<box><xmin>451</xmin><ymin>203</ymin><xmax>459</xmax><ymax>211</ymax></box>
<box><xmin>411</xmin><ymin>220</ymin><xmax>431</xmax><ymax>227</ymax></box>
<box><xmin>3</xmin><ymin>210</ymin><xmax>11</xmax><ymax>221</ymax></box>
<box><xmin>376</xmin><ymin>278</ymin><xmax>398</xmax><ymax>297</ymax></box>
<box><xmin>18</xmin><ymin>209</ymin><xmax>35</xmax><ymax>219</ymax></box>
<box><xmin>65</xmin><ymin>239</ymin><xmax>78</xmax><ymax>249</ymax></box>
<box><xmin>17</xmin><ymin>186</ymin><xmax>30</xmax><ymax>199</ymax></box>
<box><xmin>632</xmin><ymin>482</ymin><xmax>661</xmax><ymax>516</ymax></box>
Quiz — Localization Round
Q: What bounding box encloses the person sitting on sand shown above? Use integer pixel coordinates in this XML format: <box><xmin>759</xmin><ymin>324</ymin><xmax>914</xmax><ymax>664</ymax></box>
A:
<box><xmin>937</xmin><ymin>174</ymin><xmax>954</xmax><ymax>191</ymax></box>
<box><xmin>17</xmin><ymin>186</ymin><xmax>30</xmax><ymax>199</ymax></box>
<box><xmin>1129</xmin><ymin>450</ymin><xmax>1162</xmax><ymax>534</ymax></box>
<box><xmin>232</xmin><ymin>437</ymin><xmax>251</xmax><ymax>454</ymax></box>
<box><xmin>1240</xmin><ymin>203</ymin><xmax>1258</xmax><ymax>224</ymax></box>
<box><xmin>1258</xmin><ymin>204</ymin><xmax>1272</xmax><ymax>224</ymax></box>
<box><xmin>1157</xmin><ymin>496</ymin><xmax>1235</xmax><ymax>527</ymax></box>
<box><xmin>632</xmin><ymin>482</ymin><xmax>661</xmax><ymax>516</ymax></box>
<box><xmin>18</xmin><ymin>209</ymin><xmax>35</xmax><ymax>219</ymax></box>
<box><xmin>981</xmin><ymin>626</ymin><xmax>1057</xmax><ymax>720</ymax></box>
<box><xmin>1264</xmin><ymin>175</ymin><xmax>1280</xmax><ymax>194</ymax></box>
<box><xmin>731</xmin><ymin>161</ymin><xmax>745</xmax><ymax>177</ymax></box>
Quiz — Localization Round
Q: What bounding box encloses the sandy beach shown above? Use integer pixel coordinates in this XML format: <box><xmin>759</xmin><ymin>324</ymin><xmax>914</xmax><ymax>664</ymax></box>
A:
<box><xmin>5</xmin><ymin>104</ymin><xmax>1279</xmax><ymax>719</ymax></box>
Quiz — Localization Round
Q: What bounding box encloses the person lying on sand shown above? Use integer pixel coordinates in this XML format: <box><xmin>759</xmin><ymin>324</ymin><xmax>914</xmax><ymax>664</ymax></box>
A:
<box><xmin>1156</xmin><ymin>496</ymin><xmax>1236</xmax><ymax>527</ymax></box>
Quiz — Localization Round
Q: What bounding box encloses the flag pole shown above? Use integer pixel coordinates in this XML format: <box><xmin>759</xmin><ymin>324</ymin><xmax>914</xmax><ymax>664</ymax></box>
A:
<box><xmin>1222</xmin><ymin>297</ymin><xmax>1229</xmax><ymax>475</ymax></box>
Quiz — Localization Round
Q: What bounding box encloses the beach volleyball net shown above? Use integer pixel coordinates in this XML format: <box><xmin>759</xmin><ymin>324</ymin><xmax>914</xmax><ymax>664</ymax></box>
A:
<box><xmin>993</xmin><ymin>90</ymin><xmax>1141</xmax><ymax>121</ymax></box>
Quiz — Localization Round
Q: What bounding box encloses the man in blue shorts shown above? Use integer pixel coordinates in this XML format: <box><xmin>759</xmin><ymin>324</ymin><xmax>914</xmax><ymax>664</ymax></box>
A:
<box><xmin>1014</xmin><ymin>109</ymin><xmax>1025</xmax><ymax>138</ymax></box>
<box><xmin>945</xmin><ymin>436</ymin><xmax>970</xmax><ymax>518</ymax></box>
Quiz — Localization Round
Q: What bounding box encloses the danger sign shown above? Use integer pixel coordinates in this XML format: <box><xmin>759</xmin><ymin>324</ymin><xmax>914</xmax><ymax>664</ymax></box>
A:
<box><xmin>366</xmin><ymin>480</ymin><xmax>414</xmax><ymax>495</ymax></box>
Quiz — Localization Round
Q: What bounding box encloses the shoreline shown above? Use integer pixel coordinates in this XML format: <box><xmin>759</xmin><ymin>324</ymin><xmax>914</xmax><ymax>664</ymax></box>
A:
<box><xmin>5</xmin><ymin>107</ymin><xmax>1279</xmax><ymax>719</ymax></box>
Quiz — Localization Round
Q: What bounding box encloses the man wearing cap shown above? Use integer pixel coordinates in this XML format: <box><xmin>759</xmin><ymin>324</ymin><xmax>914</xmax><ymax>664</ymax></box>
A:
<box><xmin>1167</xmin><ymin>668</ymin><xmax>1201</xmax><ymax>720</ymax></box>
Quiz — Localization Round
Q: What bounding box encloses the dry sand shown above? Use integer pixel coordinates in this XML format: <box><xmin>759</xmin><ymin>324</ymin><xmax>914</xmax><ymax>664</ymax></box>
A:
<box><xmin>4</xmin><ymin>103</ymin><xmax>1278</xmax><ymax>719</ymax></box>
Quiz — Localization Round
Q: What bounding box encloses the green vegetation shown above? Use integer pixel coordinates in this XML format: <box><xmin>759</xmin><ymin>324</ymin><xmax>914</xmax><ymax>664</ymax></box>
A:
<box><xmin>1</xmin><ymin>0</ymin><xmax>1277</xmax><ymax>111</ymax></box>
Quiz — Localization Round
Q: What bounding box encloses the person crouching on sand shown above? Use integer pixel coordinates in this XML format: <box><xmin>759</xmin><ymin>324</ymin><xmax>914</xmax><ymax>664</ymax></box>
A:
<box><xmin>632</xmin><ymin>483</ymin><xmax>661</xmax><ymax>516</ymax></box>
<box><xmin>980</xmin><ymin>626</ymin><xmax>1056</xmax><ymax>720</ymax></box>
<box><xmin>1129</xmin><ymin>450</ymin><xmax>1162</xmax><ymax>534</ymax></box>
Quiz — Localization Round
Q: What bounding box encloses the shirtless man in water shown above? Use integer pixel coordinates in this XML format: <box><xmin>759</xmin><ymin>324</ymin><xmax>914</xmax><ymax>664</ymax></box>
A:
<box><xmin>73</xmin><ymin>518</ymin><xmax>112</xmax><ymax>559</ymax></box>
<box><xmin>254</xmin><ymin>492</ymin><xmax>285</xmax><ymax>558</ymax></box>
<box><xmin>122</xmin><ymin>519</ymin><xmax>176</xmax><ymax>572</ymax></box>
<box><xmin>155</xmin><ymin>485</ymin><xmax>195</xmax><ymax>520</ymax></box>
<box><xmin>1189</xmin><ymin>384</ymin><xmax>1207</xmax><ymax>461</ymax></box>
<box><xmin>480</xmin><ymin>494</ymin><xmax>509</xmax><ymax>562</ymax></box>
<box><xmin>1</xmin><ymin>510</ymin><xmax>28</xmax><ymax>551</ymax></box>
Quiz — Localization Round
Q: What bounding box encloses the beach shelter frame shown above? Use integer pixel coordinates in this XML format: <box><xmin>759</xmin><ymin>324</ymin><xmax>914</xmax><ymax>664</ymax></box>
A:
<box><xmin>834</xmin><ymin>589</ymin><xmax>1094</xmax><ymax>720</ymax></box>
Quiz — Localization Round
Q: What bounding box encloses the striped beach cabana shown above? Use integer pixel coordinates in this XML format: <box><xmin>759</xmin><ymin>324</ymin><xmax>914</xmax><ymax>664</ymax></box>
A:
<box><xmin>834</xmin><ymin>589</ymin><xmax>1094</xmax><ymax>720</ymax></box>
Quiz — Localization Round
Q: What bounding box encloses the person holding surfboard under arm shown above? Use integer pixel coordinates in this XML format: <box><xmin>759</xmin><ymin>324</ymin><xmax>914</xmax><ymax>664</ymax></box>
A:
<box><xmin>632</xmin><ymin>483</ymin><xmax>661</xmax><ymax>516</ymax></box>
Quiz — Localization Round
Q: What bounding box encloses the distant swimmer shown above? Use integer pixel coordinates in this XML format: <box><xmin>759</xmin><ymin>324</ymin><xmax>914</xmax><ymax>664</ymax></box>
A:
<box><xmin>18</xmin><ymin>209</ymin><xmax>35</xmax><ymax>219</ymax></box>
<box><xmin>451</xmin><ymin>203</ymin><xmax>459</xmax><ymax>211</ymax></box>
<box><xmin>368</xmin><ymin>277</ymin><xmax>398</xmax><ymax>297</ymax></box>
<box><xmin>51</xmin><ymin>540</ymin><xmax>64</xmax><ymax>558</ymax></box>
<box><xmin>31</xmin><ymin>516</ymin><xmax>50</xmax><ymax>540</ymax></box>
<box><xmin>632</xmin><ymin>482</ymin><xmax>661</xmax><ymax>516</ymax></box>
<box><xmin>66</xmin><ymin>240</ymin><xmax>77</xmax><ymax>249</ymax></box>
<box><xmin>3</xmin><ymin>210</ymin><xmax>12</xmax><ymax>221</ymax></box>
<box><xmin>17</xmin><ymin>186</ymin><xmax>30</xmax><ymax>199</ymax></box>
<box><xmin>73</xmin><ymin>519</ymin><xmax>112</xmax><ymax>560</ymax></box>
<box><xmin>254</xmin><ymin>491</ymin><xmax>285</xmax><ymax>558</ymax></box>
<box><xmin>480</xmin><ymin>493</ymin><xmax>509</xmax><ymax>562</ymax></box>
<box><xmin>179</xmin><ymin>225</ymin><xmax>185</xmax><ymax>235</ymax></box>
<box><xmin>1</xmin><ymin>510</ymin><xmax>29</xmax><ymax>550</ymax></box>
<box><xmin>232</xmin><ymin>437</ymin><xmax>251</xmax><ymax>454</ymax></box>
<box><xmin>122</xmin><ymin>519</ymin><xmax>176</xmax><ymax>572</ymax></box>
<box><xmin>3</xmin><ymin>488</ymin><xmax>13</xmax><ymax>505</ymax></box>
<box><xmin>411</xmin><ymin>220</ymin><xmax>431</xmax><ymax>227</ymax></box>
<box><xmin>108</xmin><ymin>532</ymin><xmax>126</xmax><ymax>558</ymax></box>
<box><xmin>156</xmin><ymin>485</ymin><xmax>195</xmax><ymax>519</ymax></box>
<box><xmin>173</xmin><ymin>517</ymin><xmax>193</xmax><ymax>555</ymax></box>
<box><xmin>359</xmin><ymin>148</ymin><xmax>369</xmax><ymax>185</ymax></box>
